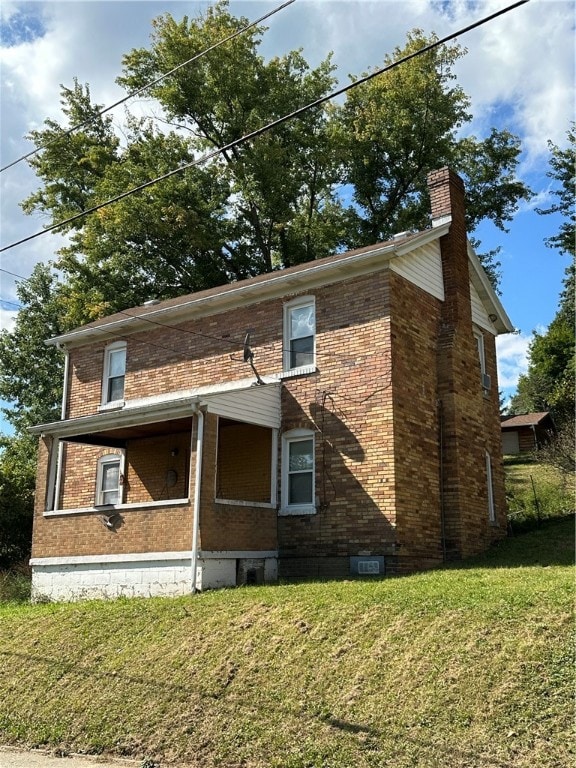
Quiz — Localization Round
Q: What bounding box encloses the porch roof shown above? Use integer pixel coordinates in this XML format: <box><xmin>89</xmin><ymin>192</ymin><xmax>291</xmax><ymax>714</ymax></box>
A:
<box><xmin>29</xmin><ymin>378</ymin><xmax>281</xmax><ymax>446</ymax></box>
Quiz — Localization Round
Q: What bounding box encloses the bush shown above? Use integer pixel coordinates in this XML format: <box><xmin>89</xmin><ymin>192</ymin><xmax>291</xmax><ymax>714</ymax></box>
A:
<box><xmin>0</xmin><ymin>563</ymin><xmax>32</xmax><ymax>603</ymax></box>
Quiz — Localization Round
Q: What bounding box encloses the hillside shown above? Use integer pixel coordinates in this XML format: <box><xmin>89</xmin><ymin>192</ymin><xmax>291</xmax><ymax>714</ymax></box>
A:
<box><xmin>0</xmin><ymin>517</ymin><xmax>573</xmax><ymax>768</ymax></box>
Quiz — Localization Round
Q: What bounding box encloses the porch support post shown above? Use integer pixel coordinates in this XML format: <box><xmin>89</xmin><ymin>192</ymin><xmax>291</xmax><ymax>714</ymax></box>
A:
<box><xmin>190</xmin><ymin>406</ymin><xmax>205</xmax><ymax>593</ymax></box>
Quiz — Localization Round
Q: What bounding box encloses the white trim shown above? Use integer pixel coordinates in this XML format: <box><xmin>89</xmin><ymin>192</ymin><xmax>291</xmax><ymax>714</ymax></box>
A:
<box><xmin>30</xmin><ymin>550</ymin><xmax>194</xmax><ymax>566</ymax></box>
<box><xmin>283</xmin><ymin>296</ymin><xmax>316</xmax><ymax>373</ymax></box>
<box><xmin>95</xmin><ymin>452</ymin><xmax>125</xmax><ymax>507</ymax></box>
<box><xmin>200</xmin><ymin>550</ymin><xmax>278</xmax><ymax>559</ymax></box>
<box><xmin>30</xmin><ymin>378</ymin><xmax>282</xmax><ymax>437</ymax></box>
<box><xmin>280</xmin><ymin>428</ymin><xmax>316</xmax><ymax>515</ymax></box>
<box><xmin>486</xmin><ymin>451</ymin><xmax>496</xmax><ymax>523</ymax></box>
<box><xmin>280</xmin><ymin>365</ymin><xmax>317</xmax><ymax>379</ymax></box>
<box><xmin>101</xmin><ymin>340</ymin><xmax>127</xmax><ymax>406</ymax></box>
<box><xmin>30</xmin><ymin>549</ymin><xmax>279</xmax><ymax>567</ymax></box>
<box><xmin>43</xmin><ymin>497</ymin><xmax>190</xmax><ymax>517</ymax></box>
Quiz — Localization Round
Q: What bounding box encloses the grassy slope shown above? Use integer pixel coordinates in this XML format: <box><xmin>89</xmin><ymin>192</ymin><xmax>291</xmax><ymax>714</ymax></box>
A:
<box><xmin>0</xmin><ymin>517</ymin><xmax>574</xmax><ymax>768</ymax></box>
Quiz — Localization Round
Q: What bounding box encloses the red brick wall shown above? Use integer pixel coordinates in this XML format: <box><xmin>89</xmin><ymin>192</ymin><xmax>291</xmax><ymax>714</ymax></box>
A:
<box><xmin>278</xmin><ymin>271</ymin><xmax>397</xmax><ymax>558</ymax></box>
<box><xmin>388</xmin><ymin>271</ymin><xmax>444</xmax><ymax>567</ymax></box>
<box><xmin>198</xmin><ymin>414</ymin><xmax>278</xmax><ymax>552</ymax></box>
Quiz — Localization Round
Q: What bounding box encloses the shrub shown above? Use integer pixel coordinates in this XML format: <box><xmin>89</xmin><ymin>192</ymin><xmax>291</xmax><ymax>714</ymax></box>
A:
<box><xmin>0</xmin><ymin>563</ymin><xmax>32</xmax><ymax>603</ymax></box>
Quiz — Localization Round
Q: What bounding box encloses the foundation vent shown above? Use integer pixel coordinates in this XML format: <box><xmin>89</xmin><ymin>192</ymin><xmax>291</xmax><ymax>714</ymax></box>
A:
<box><xmin>350</xmin><ymin>556</ymin><xmax>385</xmax><ymax>576</ymax></box>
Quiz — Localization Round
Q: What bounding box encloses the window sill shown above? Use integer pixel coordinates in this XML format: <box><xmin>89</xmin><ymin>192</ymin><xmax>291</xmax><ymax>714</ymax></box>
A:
<box><xmin>278</xmin><ymin>505</ymin><xmax>316</xmax><ymax>516</ymax></box>
<box><xmin>215</xmin><ymin>498</ymin><xmax>276</xmax><ymax>509</ymax></box>
<box><xmin>43</xmin><ymin>498</ymin><xmax>190</xmax><ymax>517</ymax></box>
<box><xmin>280</xmin><ymin>365</ymin><xmax>317</xmax><ymax>380</ymax></box>
<box><xmin>98</xmin><ymin>400</ymin><xmax>125</xmax><ymax>412</ymax></box>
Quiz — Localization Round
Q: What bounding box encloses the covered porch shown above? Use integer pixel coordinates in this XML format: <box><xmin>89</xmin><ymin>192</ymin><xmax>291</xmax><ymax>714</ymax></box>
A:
<box><xmin>29</xmin><ymin>380</ymin><xmax>281</xmax><ymax>599</ymax></box>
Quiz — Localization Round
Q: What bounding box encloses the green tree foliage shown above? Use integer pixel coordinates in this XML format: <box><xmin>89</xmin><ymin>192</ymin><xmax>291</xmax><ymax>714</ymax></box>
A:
<box><xmin>22</xmin><ymin>2</ymin><xmax>530</xmax><ymax>309</ymax></box>
<box><xmin>536</xmin><ymin>123</ymin><xmax>575</xmax><ymax>258</ymax></box>
<box><xmin>0</xmin><ymin>264</ymin><xmax>65</xmax><ymax>433</ymax></box>
<box><xmin>0</xmin><ymin>265</ymin><xmax>67</xmax><ymax>568</ymax></box>
<box><xmin>0</xmin><ymin>434</ymin><xmax>36</xmax><ymax>568</ymax></box>
<box><xmin>334</xmin><ymin>30</ymin><xmax>530</xmax><ymax>281</ymax></box>
<box><xmin>510</xmin><ymin>127</ymin><xmax>575</xmax><ymax>425</ymax></box>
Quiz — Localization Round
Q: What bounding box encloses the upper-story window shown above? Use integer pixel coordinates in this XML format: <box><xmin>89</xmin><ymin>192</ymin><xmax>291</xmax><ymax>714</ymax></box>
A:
<box><xmin>95</xmin><ymin>454</ymin><xmax>123</xmax><ymax>506</ymax></box>
<box><xmin>102</xmin><ymin>341</ymin><xmax>126</xmax><ymax>405</ymax></box>
<box><xmin>474</xmin><ymin>330</ymin><xmax>491</xmax><ymax>392</ymax></box>
<box><xmin>284</xmin><ymin>297</ymin><xmax>315</xmax><ymax>373</ymax></box>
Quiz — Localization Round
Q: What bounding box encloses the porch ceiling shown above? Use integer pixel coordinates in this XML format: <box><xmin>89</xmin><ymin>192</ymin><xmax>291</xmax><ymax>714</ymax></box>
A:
<box><xmin>64</xmin><ymin>416</ymin><xmax>194</xmax><ymax>447</ymax></box>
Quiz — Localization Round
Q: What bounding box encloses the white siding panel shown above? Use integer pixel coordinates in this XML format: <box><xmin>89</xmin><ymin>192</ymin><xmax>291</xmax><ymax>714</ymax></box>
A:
<box><xmin>390</xmin><ymin>242</ymin><xmax>445</xmax><ymax>300</ymax></box>
<box><xmin>206</xmin><ymin>382</ymin><xmax>281</xmax><ymax>428</ymax></box>
<box><xmin>471</xmin><ymin>282</ymin><xmax>497</xmax><ymax>332</ymax></box>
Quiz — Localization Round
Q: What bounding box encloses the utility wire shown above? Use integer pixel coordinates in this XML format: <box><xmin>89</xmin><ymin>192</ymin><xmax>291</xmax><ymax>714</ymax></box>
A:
<box><xmin>0</xmin><ymin>0</ymin><xmax>530</xmax><ymax>255</ymax></box>
<box><xmin>0</xmin><ymin>0</ymin><xmax>296</xmax><ymax>174</ymax></box>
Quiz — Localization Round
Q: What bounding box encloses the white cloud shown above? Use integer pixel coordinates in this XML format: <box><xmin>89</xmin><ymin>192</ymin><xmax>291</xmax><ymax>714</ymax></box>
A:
<box><xmin>0</xmin><ymin>306</ymin><xmax>18</xmax><ymax>332</ymax></box>
<box><xmin>496</xmin><ymin>326</ymin><xmax>546</xmax><ymax>391</ymax></box>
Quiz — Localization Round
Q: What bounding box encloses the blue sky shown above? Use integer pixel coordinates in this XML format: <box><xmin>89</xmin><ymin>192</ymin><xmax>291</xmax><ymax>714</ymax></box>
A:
<box><xmin>0</xmin><ymin>0</ymin><xmax>574</xmax><ymax>434</ymax></box>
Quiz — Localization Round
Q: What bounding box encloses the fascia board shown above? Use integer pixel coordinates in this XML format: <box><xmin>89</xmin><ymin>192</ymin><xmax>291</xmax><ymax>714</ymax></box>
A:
<box><xmin>47</xmin><ymin>230</ymin><xmax>446</xmax><ymax>349</ymax></box>
<box><xmin>467</xmin><ymin>243</ymin><xmax>514</xmax><ymax>334</ymax></box>
<box><xmin>29</xmin><ymin>396</ymin><xmax>198</xmax><ymax>438</ymax></box>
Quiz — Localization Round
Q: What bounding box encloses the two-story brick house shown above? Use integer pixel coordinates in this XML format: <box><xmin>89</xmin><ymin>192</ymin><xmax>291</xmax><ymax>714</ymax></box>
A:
<box><xmin>29</xmin><ymin>168</ymin><xmax>513</xmax><ymax>600</ymax></box>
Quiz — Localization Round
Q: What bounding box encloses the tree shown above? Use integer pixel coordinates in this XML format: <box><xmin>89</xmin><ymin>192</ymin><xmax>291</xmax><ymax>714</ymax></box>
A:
<box><xmin>0</xmin><ymin>265</ymin><xmax>67</xmax><ymax>569</ymax></box>
<box><xmin>117</xmin><ymin>1</ymin><xmax>342</xmax><ymax>273</ymax></box>
<box><xmin>0</xmin><ymin>434</ymin><xmax>36</xmax><ymax>568</ymax></box>
<box><xmin>510</xmin><ymin>126</ymin><xmax>575</xmax><ymax>425</ymax></box>
<box><xmin>0</xmin><ymin>264</ymin><xmax>66</xmax><ymax>433</ymax></box>
<box><xmin>22</xmin><ymin>3</ymin><xmax>529</xmax><ymax>304</ymax></box>
<box><xmin>334</xmin><ymin>30</ymin><xmax>530</xmax><ymax>281</ymax></box>
<box><xmin>536</xmin><ymin>123</ymin><xmax>575</xmax><ymax>258</ymax></box>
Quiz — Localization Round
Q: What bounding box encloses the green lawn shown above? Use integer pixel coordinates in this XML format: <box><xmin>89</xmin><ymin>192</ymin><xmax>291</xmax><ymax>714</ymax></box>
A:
<box><xmin>0</xmin><ymin>516</ymin><xmax>574</xmax><ymax>768</ymax></box>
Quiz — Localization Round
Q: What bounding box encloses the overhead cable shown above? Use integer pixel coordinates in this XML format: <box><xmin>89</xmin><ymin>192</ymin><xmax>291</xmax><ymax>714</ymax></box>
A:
<box><xmin>0</xmin><ymin>0</ymin><xmax>296</xmax><ymax>174</ymax></box>
<box><xmin>0</xmin><ymin>0</ymin><xmax>530</xmax><ymax>255</ymax></box>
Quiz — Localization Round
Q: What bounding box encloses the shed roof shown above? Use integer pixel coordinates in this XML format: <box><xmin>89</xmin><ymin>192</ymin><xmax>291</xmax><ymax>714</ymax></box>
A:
<box><xmin>501</xmin><ymin>412</ymin><xmax>552</xmax><ymax>429</ymax></box>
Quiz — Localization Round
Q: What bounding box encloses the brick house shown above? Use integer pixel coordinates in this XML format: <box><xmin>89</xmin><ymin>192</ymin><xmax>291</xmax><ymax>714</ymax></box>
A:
<box><xmin>30</xmin><ymin>168</ymin><xmax>513</xmax><ymax>600</ymax></box>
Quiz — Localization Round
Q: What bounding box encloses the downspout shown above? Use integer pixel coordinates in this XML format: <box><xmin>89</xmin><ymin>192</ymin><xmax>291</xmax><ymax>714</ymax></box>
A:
<box><xmin>190</xmin><ymin>405</ymin><xmax>205</xmax><ymax>594</ymax></box>
<box><xmin>53</xmin><ymin>344</ymin><xmax>69</xmax><ymax>511</ymax></box>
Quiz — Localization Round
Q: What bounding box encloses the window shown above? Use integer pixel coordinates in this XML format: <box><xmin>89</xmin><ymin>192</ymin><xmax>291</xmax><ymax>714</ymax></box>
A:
<box><xmin>474</xmin><ymin>330</ymin><xmax>491</xmax><ymax>391</ymax></box>
<box><xmin>281</xmin><ymin>429</ymin><xmax>315</xmax><ymax>514</ymax></box>
<box><xmin>102</xmin><ymin>342</ymin><xmax>126</xmax><ymax>405</ymax></box>
<box><xmin>96</xmin><ymin>454</ymin><xmax>123</xmax><ymax>506</ymax></box>
<box><xmin>284</xmin><ymin>298</ymin><xmax>315</xmax><ymax>372</ymax></box>
<box><xmin>485</xmin><ymin>451</ymin><xmax>496</xmax><ymax>523</ymax></box>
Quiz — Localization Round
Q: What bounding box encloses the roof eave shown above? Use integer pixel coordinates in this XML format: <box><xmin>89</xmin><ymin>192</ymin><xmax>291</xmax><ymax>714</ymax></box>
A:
<box><xmin>46</xmin><ymin>226</ymin><xmax>450</xmax><ymax>349</ymax></box>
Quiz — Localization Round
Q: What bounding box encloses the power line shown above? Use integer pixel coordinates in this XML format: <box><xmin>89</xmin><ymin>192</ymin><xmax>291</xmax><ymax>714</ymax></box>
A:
<box><xmin>0</xmin><ymin>0</ymin><xmax>296</xmax><ymax>174</ymax></box>
<box><xmin>0</xmin><ymin>0</ymin><xmax>530</xmax><ymax>255</ymax></box>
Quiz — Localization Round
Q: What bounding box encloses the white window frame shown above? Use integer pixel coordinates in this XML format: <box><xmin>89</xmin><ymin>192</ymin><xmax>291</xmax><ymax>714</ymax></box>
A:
<box><xmin>474</xmin><ymin>329</ymin><xmax>492</xmax><ymax>393</ymax></box>
<box><xmin>283</xmin><ymin>296</ymin><xmax>316</xmax><ymax>375</ymax></box>
<box><xmin>280</xmin><ymin>428</ymin><xmax>316</xmax><ymax>515</ymax></box>
<box><xmin>101</xmin><ymin>341</ymin><xmax>127</xmax><ymax>407</ymax></box>
<box><xmin>485</xmin><ymin>451</ymin><xmax>496</xmax><ymax>523</ymax></box>
<box><xmin>95</xmin><ymin>453</ymin><xmax>125</xmax><ymax>507</ymax></box>
<box><xmin>474</xmin><ymin>329</ymin><xmax>486</xmax><ymax>376</ymax></box>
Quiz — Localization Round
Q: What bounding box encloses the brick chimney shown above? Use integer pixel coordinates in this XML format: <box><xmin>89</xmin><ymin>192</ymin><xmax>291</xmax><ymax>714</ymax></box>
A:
<box><xmin>427</xmin><ymin>167</ymin><xmax>470</xmax><ymax>329</ymax></box>
<box><xmin>428</xmin><ymin>167</ymin><xmax>477</xmax><ymax>560</ymax></box>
